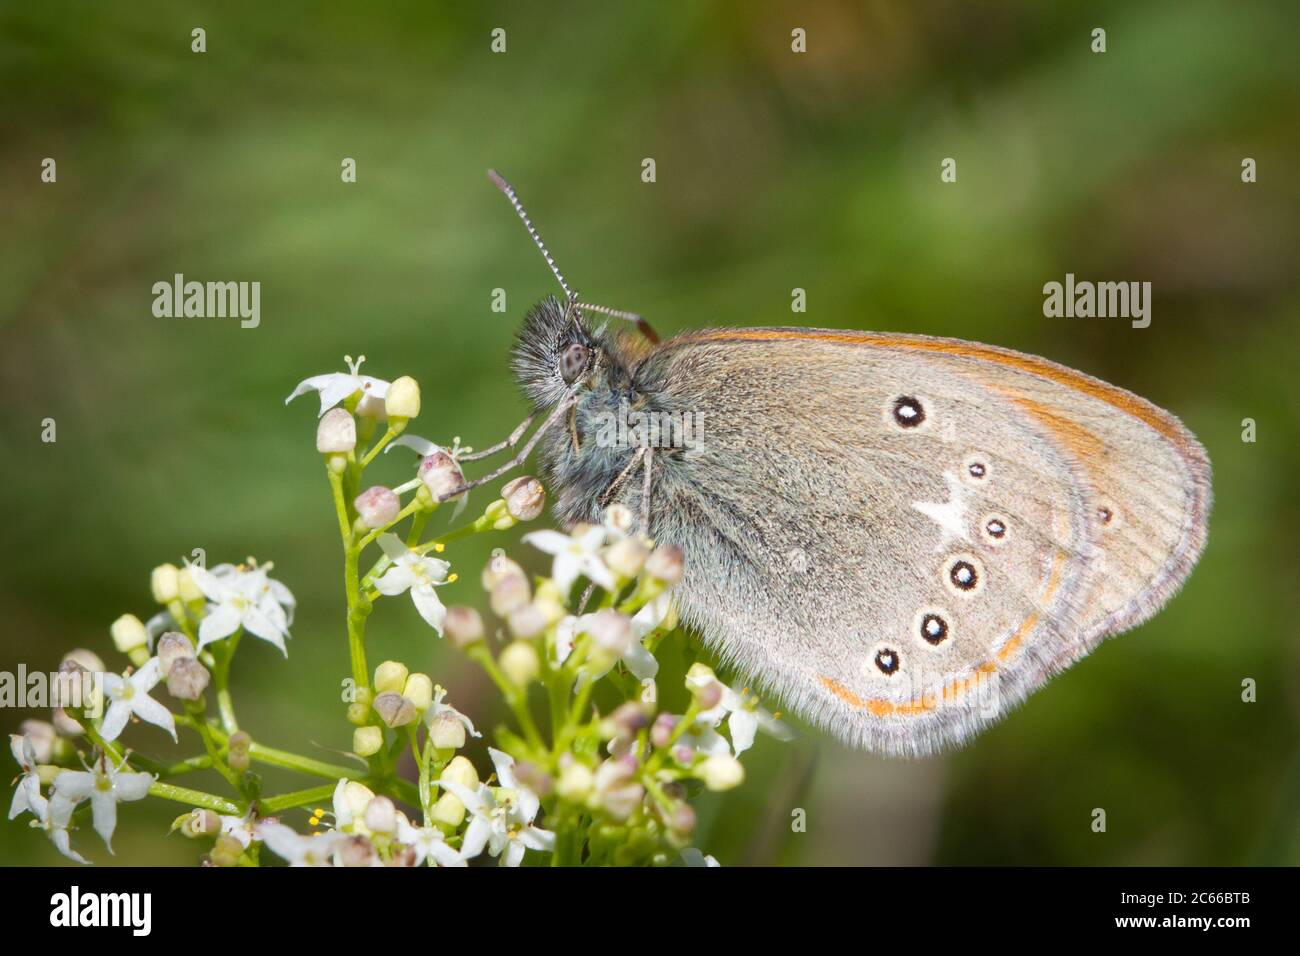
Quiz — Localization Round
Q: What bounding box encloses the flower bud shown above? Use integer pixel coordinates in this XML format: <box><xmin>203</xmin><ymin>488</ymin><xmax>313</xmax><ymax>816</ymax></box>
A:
<box><xmin>177</xmin><ymin>567</ymin><xmax>205</xmax><ymax>604</ymax></box>
<box><xmin>645</xmin><ymin>544</ymin><xmax>684</xmax><ymax>584</ymax></box>
<box><xmin>18</xmin><ymin>720</ymin><xmax>57</xmax><ymax>764</ymax></box>
<box><xmin>698</xmin><ymin>754</ymin><xmax>745</xmax><ymax>791</ymax></box>
<box><xmin>481</xmin><ymin>554</ymin><xmax>526</xmax><ymax>590</ymax></box>
<box><xmin>353</xmin><ymin>726</ymin><xmax>383</xmax><ymax>757</ymax></box>
<box><xmin>490</xmin><ymin>573</ymin><xmax>531</xmax><ymax>617</ymax></box>
<box><xmin>337</xmin><ymin>781</ymin><xmax>376</xmax><ymax>825</ymax></box>
<box><xmin>604</xmin><ymin>503</ymin><xmax>635</xmax><ymax>535</ymax></box>
<box><xmin>347</xmin><ymin>701</ymin><xmax>370</xmax><ymax>725</ymax></box>
<box><xmin>532</xmin><ymin>580</ymin><xmax>568</xmax><ymax>625</ymax></box>
<box><xmin>606</xmin><ymin>537</ymin><xmax>649</xmax><ymax>578</ymax></box>
<box><xmin>499</xmin><ymin>641</ymin><xmax>540</xmax><ymax>687</ymax></box>
<box><xmin>373</xmin><ymin>660</ymin><xmax>409</xmax><ymax>695</ymax></box>
<box><xmin>110</xmin><ymin>614</ymin><xmax>148</xmax><ymax>653</ymax></box>
<box><xmin>427</xmin><ymin>712</ymin><xmax>466</xmax><ymax>750</ymax></box>
<box><xmin>507</xmin><ymin>603</ymin><xmax>547</xmax><ymax>640</ymax></box>
<box><xmin>668</xmin><ymin>802</ymin><xmax>697</xmax><ymax>835</ymax></box>
<box><xmin>501</xmin><ymin>476</ymin><xmax>545</xmax><ymax>521</ymax></box>
<box><xmin>53</xmin><ymin>709</ymin><xmax>84</xmax><ymax>736</ymax></box>
<box><xmin>440</xmin><ymin>755</ymin><xmax>479</xmax><ymax>790</ymax></box>
<box><xmin>182</xmin><ymin>808</ymin><xmax>221</xmax><ymax>838</ymax></box>
<box><xmin>650</xmin><ymin>712</ymin><xmax>678</xmax><ymax>749</ymax></box>
<box><xmin>53</xmin><ymin>660</ymin><xmax>94</xmax><ymax>711</ymax></box>
<box><xmin>403</xmin><ymin>673</ymin><xmax>434</xmax><ymax>712</ymax></box>
<box><xmin>385</xmin><ymin>375</ymin><xmax>421</xmax><ymax>419</ymax></box>
<box><xmin>166</xmin><ymin>657</ymin><xmax>211</xmax><ymax>701</ymax></box>
<box><xmin>210</xmin><ymin>834</ymin><xmax>244</xmax><ymax>867</ymax></box>
<box><xmin>316</xmin><ymin>407</ymin><xmax>357</xmax><ymax>453</ymax></box>
<box><xmin>555</xmin><ymin>762</ymin><xmax>594</xmax><ymax>802</ymax></box>
<box><xmin>588</xmin><ymin>609</ymin><xmax>633</xmax><ymax>655</ymax></box>
<box><xmin>607</xmin><ymin>701</ymin><xmax>652</xmax><ymax>738</ymax></box>
<box><xmin>511</xmin><ymin>761</ymin><xmax>554</xmax><ymax>798</ymax></box>
<box><xmin>418</xmin><ymin>451</ymin><xmax>465</xmax><ymax>501</ymax></box>
<box><xmin>694</xmin><ymin>680</ymin><xmax>722</xmax><ymax>710</ymax></box>
<box><xmin>372</xmin><ymin>692</ymin><xmax>417</xmax><ymax>728</ymax></box>
<box><xmin>227</xmin><ymin>731</ymin><xmax>252</xmax><ymax>772</ymax></box>
<box><xmin>430</xmin><ymin>792</ymin><xmax>465</xmax><ymax>829</ymax></box>
<box><xmin>62</xmin><ymin>648</ymin><xmax>105</xmax><ymax>674</ymax></box>
<box><xmin>354</xmin><ymin>486</ymin><xmax>400</xmax><ymax>528</ymax></box>
<box><xmin>442</xmin><ymin>606</ymin><xmax>485</xmax><ymax>649</ymax></box>
<box><xmin>157</xmin><ymin>631</ymin><xmax>196</xmax><ymax>675</ymax></box>
<box><xmin>150</xmin><ymin>563</ymin><xmax>180</xmax><ymax>603</ymax></box>
<box><xmin>338</xmin><ymin>834</ymin><xmax>378</xmax><ymax>867</ymax></box>
<box><xmin>363</xmin><ymin>796</ymin><xmax>398</xmax><ymax>835</ymax></box>
<box><xmin>601</xmin><ymin>780</ymin><xmax>646</xmax><ymax>821</ymax></box>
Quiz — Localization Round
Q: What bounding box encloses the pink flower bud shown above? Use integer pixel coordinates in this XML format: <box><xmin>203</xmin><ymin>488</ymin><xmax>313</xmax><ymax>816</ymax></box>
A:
<box><xmin>354</xmin><ymin>486</ymin><xmax>400</xmax><ymax>528</ymax></box>
<box><xmin>317</xmin><ymin>407</ymin><xmax>357</xmax><ymax>453</ymax></box>
<box><xmin>443</xmin><ymin>606</ymin><xmax>485</xmax><ymax>649</ymax></box>
<box><xmin>157</xmin><ymin>631</ymin><xmax>196</xmax><ymax>675</ymax></box>
<box><xmin>501</xmin><ymin>476</ymin><xmax>546</xmax><ymax>521</ymax></box>
<box><xmin>166</xmin><ymin>657</ymin><xmax>211</xmax><ymax>701</ymax></box>
<box><xmin>645</xmin><ymin>544</ymin><xmax>684</xmax><ymax>584</ymax></box>
<box><xmin>419</xmin><ymin>451</ymin><xmax>465</xmax><ymax>501</ymax></box>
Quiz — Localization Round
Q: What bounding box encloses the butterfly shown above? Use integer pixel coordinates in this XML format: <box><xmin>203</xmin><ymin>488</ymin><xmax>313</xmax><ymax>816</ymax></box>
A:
<box><xmin>448</xmin><ymin>172</ymin><xmax>1211</xmax><ymax>757</ymax></box>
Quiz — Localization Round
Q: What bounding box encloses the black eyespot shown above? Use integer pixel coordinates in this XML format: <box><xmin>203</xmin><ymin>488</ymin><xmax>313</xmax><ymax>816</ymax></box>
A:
<box><xmin>919</xmin><ymin>613</ymin><xmax>949</xmax><ymax>646</ymax></box>
<box><xmin>985</xmin><ymin>517</ymin><xmax>1006</xmax><ymax>539</ymax></box>
<box><xmin>967</xmin><ymin>461</ymin><xmax>987</xmax><ymax>479</ymax></box>
<box><xmin>949</xmin><ymin>560</ymin><xmax>978</xmax><ymax>591</ymax></box>
<box><xmin>891</xmin><ymin>396</ymin><xmax>926</xmax><ymax>429</ymax></box>
<box><xmin>874</xmin><ymin>648</ymin><xmax>900</xmax><ymax>675</ymax></box>
<box><xmin>559</xmin><ymin>342</ymin><xmax>590</xmax><ymax>384</ymax></box>
<box><xmin>1097</xmin><ymin>506</ymin><xmax>1114</xmax><ymax>526</ymax></box>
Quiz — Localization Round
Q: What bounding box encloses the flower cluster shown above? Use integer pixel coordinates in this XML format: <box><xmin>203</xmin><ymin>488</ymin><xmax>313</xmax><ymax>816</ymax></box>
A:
<box><xmin>6</xmin><ymin>357</ymin><xmax>787</xmax><ymax>866</ymax></box>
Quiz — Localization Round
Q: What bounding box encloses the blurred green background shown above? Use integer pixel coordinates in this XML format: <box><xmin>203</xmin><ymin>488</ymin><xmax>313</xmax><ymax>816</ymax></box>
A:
<box><xmin>2</xmin><ymin>0</ymin><xmax>1298</xmax><ymax>866</ymax></box>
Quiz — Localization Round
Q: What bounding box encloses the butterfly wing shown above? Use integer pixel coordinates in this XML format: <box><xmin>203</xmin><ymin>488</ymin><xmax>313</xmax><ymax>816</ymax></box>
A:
<box><xmin>628</xmin><ymin>327</ymin><xmax>1210</xmax><ymax>757</ymax></box>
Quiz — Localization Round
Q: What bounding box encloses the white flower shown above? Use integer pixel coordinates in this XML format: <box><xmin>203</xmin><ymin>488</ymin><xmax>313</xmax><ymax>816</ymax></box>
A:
<box><xmin>100</xmin><ymin>658</ymin><xmax>177</xmax><ymax>743</ymax></box>
<box><xmin>523</xmin><ymin>526</ymin><xmax>616</xmax><ymax>594</ymax></box>
<box><xmin>188</xmin><ymin>562</ymin><xmax>294</xmax><ymax>655</ymax></box>
<box><xmin>256</xmin><ymin>821</ymin><xmax>344</xmax><ymax>866</ymax></box>
<box><xmin>556</xmin><ymin>610</ymin><xmax>659</xmax><ymax>681</ymax></box>
<box><xmin>395</xmin><ymin>813</ymin><xmax>466</xmax><ymax>867</ymax></box>
<box><xmin>439</xmin><ymin>748</ymin><xmax>555</xmax><ymax>867</ymax></box>
<box><xmin>50</xmin><ymin>757</ymin><xmax>155</xmax><ymax>853</ymax></box>
<box><xmin>686</xmin><ymin>665</ymin><xmax>793</xmax><ymax>755</ymax></box>
<box><xmin>220</xmin><ymin>813</ymin><xmax>257</xmax><ymax>849</ymax></box>
<box><xmin>8</xmin><ymin>735</ymin><xmax>42</xmax><ymax>821</ymax></box>
<box><xmin>427</xmin><ymin>685</ymin><xmax>480</xmax><ymax>738</ymax></box>
<box><xmin>284</xmin><ymin>354</ymin><xmax>390</xmax><ymax>418</ymax></box>
<box><xmin>681</xmin><ymin>848</ymin><xmax>720</xmax><ymax>867</ymax></box>
<box><xmin>373</xmin><ymin>534</ymin><xmax>452</xmax><ymax>634</ymax></box>
<box><xmin>24</xmin><ymin>786</ymin><xmax>87</xmax><ymax>864</ymax></box>
<box><xmin>386</xmin><ymin>434</ymin><xmax>447</xmax><ymax>457</ymax></box>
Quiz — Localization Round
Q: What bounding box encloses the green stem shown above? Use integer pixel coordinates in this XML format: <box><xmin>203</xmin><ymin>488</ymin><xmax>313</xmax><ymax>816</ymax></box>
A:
<box><xmin>260</xmin><ymin>783</ymin><xmax>338</xmax><ymax>815</ymax></box>
<box><xmin>149</xmin><ymin>781</ymin><xmax>242</xmax><ymax>815</ymax></box>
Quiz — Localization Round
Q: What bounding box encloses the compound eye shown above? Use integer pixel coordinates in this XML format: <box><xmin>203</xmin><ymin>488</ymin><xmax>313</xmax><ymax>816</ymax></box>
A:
<box><xmin>559</xmin><ymin>342</ymin><xmax>590</xmax><ymax>384</ymax></box>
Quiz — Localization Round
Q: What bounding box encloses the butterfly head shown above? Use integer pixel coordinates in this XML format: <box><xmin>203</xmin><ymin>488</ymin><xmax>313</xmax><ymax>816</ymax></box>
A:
<box><xmin>512</xmin><ymin>295</ymin><xmax>608</xmax><ymax>409</ymax></box>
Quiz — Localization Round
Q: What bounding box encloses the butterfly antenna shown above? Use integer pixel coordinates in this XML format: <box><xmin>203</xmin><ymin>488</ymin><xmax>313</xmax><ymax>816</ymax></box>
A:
<box><xmin>575</xmin><ymin>301</ymin><xmax>660</xmax><ymax>344</ymax></box>
<box><xmin>487</xmin><ymin>169</ymin><xmax>575</xmax><ymax>302</ymax></box>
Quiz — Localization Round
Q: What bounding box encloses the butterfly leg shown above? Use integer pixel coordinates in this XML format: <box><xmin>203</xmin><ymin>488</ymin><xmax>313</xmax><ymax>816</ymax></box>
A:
<box><xmin>457</xmin><ymin>412</ymin><xmax>537</xmax><ymax>462</ymax></box>
<box><xmin>641</xmin><ymin>446</ymin><xmax>654</xmax><ymax>536</ymax></box>
<box><xmin>439</xmin><ymin>395</ymin><xmax>577</xmax><ymax>500</ymax></box>
<box><xmin>599</xmin><ymin>446</ymin><xmax>647</xmax><ymax>507</ymax></box>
